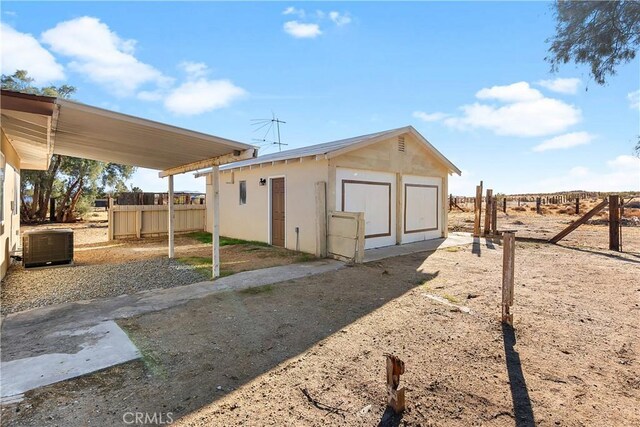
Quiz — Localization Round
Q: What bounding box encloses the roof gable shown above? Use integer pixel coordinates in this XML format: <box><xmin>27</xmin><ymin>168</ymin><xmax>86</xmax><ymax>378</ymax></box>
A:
<box><xmin>214</xmin><ymin>126</ymin><xmax>460</xmax><ymax>175</ymax></box>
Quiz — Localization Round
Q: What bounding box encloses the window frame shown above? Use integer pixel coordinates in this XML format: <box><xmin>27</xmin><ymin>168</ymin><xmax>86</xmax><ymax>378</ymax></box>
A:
<box><xmin>239</xmin><ymin>180</ymin><xmax>247</xmax><ymax>205</ymax></box>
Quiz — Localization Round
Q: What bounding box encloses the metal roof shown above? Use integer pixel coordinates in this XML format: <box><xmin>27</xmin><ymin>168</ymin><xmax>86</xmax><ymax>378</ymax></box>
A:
<box><xmin>1</xmin><ymin>90</ymin><xmax>256</xmax><ymax>173</ymax></box>
<box><xmin>195</xmin><ymin>125</ymin><xmax>461</xmax><ymax>175</ymax></box>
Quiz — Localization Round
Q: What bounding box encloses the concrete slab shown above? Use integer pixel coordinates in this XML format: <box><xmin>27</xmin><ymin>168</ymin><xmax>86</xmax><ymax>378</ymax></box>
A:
<box><xmin>364</xmin><ymin>232</ymin><xmax>485</xmax><ymax>262</ymax></box>
<box><xmin>0</xmin><ymin>321</ymin><xmax>140</xmax><ymax>398</ymax></box>
<box><xmin>0</xmin><ymin>260</ymin><xmax>343</xmax><ymax>400</ymax></box>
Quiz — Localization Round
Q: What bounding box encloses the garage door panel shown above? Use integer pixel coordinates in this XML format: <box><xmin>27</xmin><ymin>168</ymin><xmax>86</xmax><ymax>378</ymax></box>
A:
<box><xmin>404</xmin><ymin>184</ymin><xmax>438</xmax><ymax>233</ymax></box>
<box><xmin>336</xmin><ymin>168</ymin><xmax>396</xmax><ymax>249</ymax></box>
<box><xmin>342</xmin><ymin>181</ymin><xmax>391</xmax><ymax>238</ymax></box>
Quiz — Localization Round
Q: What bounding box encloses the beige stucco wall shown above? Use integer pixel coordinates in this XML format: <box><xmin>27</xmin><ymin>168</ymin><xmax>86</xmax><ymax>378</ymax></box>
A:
<box><xmin>328</xmin><ymin>133</ymin><xmax>451</xmax><ymax>239</ymax></box>
<box><xmin>205</xmin><ymin>159</ymin><xmax>329</xmax><ymax>254</ymax></box>
<box><xmin>1</xmin><ymin>128</ymin><xmax>22</xmax><ymax>279</ymax></box>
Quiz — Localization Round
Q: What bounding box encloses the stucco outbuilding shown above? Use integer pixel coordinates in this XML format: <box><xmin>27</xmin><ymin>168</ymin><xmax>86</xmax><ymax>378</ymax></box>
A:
<box><xmin>200</xmin><ymin>126</ymin><xmax>460</xmax><ymax>257</ymax></box>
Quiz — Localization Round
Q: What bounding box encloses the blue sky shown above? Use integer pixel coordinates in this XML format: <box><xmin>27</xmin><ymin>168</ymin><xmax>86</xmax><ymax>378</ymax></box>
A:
<box><xmin>2</xmin><ymin>1</ymin><xmax>639</xmax><ymax>195</ymax></box>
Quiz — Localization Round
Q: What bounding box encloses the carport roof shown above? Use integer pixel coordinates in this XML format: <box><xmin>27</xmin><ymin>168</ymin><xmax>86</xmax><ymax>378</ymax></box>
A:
<box><xmin>196</xmin><ymin>126</ymin><xmax>461</xmax><ymax>176</ymax></box>
<box><xmin>0</xmin><ymin>90</ymin><xmax>256</xmax><ymax>175</ymax></box>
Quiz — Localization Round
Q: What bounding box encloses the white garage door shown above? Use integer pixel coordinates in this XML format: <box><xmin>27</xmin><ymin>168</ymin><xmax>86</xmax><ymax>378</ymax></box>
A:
<box><xmin>336</xmin><ymin>168</ymin><xmax>396</xmax><ymax>249</ymax></box>
<box><xmin>402</xmin><ymin>175</ymin><xmax>442</xmax><ymax>243</ymax></box>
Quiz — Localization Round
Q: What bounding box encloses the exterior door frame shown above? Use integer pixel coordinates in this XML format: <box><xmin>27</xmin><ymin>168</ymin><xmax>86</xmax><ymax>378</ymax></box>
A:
<box><xmin>267</xmin><ymin>175</ymin><xmax>286</xmax><ymax>247</ymax></box>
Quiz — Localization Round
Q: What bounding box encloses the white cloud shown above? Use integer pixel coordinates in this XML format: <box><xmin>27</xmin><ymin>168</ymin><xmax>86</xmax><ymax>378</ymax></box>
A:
<box><xmin>283</xmin><ymin>7</ymin><xmax>305</xmax><ymax>18</ymax></box>
<box><xmin>41</xmin><ymin>16</ymin><xmax>170</xmax><ymax>96</ymax></box>
<box><xmin>476</xmin><ymin>82</ymin><xmax>543</xmax><ymax>103</ymax></box>
<box><xmin>179</xmin><ymin>61</ymin><xmax>209</xmax><ymax>79</ymax></box>
<box><xmin>283</xmin><ymin>21</ymin><xmax>322</xmax><ymax>38</ymax></box>
<box><xmin>607</xmin><ymin>154</ymin><xmax>640</xmax><ymax>170</ymax></box>
<box><xmin>412</xmin><ymin>111</ymin><xmax>449</xmax><ymax>122</ymax></box>
<box><xmin>329</xmin><ymin>11</ymin><xmax>351</xmax><ymax>26</ymax></box>
<box><xmin>0</xmin><ymin>23</ymin><xmax>64</xmax><ymax>83</ymax></box>
<box><xmin>533</xmin><ymin>155</ymin><xmax>640</xmax><ymax>193</ymax></box>
<box><xmin>532</xmin><ymin>131</ymin><xmax>595</xmax><ymax>152</ymax></box>
<box><xmin>164</xmin><ymin>79</ymin><xmax>246</xmax><ymax>115</ymax></box>
<box><xmin>537</xmin><ymin>78</ymin><xmax>581</xmax><ymax>94</ymax></box>
<box><xmin>568</xmin><ymin>166</ymin><xmax>589</xmax><ymax>177</ymax></box>
<box><xmin>444</xmin><ymin>97</ymin><xmax>582</xmax><ymax>137</ymax></box>
<box><xmin>628</xmin><ymin>90</ymin><xmax>640</xmax><ymax>110</ymax></box>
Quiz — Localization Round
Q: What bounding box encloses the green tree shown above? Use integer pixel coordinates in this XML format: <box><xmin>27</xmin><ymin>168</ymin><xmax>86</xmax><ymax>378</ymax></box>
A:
<box><xmin>2</xmin><ymin>70</ymin><xmax>136</xmax><ymax>222</ymax></box>
<box><xmin>546</xmin><ymin>1</ymin><xmax>640</xmax><ymax>85</ymax></box>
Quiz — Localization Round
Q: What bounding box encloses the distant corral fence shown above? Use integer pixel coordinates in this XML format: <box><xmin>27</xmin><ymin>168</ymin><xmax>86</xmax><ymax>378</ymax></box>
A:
<box><xmin>108</xmin><ymin>204</ymin><xmax>206</xmax><ymax>240</ymax></box>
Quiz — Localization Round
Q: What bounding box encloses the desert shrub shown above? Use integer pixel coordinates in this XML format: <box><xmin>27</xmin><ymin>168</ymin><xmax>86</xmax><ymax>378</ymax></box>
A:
<box><xmin>512</xmin><ymin>206</ymin><xmax>526</xmax><ymax>212</ymax></box>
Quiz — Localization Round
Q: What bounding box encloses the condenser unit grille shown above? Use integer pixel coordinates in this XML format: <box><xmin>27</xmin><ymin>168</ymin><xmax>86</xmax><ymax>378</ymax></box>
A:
<box><xmin>23</xmin><ymin>229</ymin><xmax>74</xmax><ymax>268</ymax></box>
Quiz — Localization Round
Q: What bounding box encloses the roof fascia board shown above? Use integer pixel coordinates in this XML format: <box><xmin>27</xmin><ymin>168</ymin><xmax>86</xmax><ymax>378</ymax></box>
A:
<box><xmin>159</xmin><ymin>148</ymin><xmax>256</xmax><ymax>177</ymax></box>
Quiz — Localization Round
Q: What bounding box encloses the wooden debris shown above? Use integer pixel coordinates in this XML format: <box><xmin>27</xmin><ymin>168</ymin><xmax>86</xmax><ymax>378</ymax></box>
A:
<box><xmin>549</xmin><ymin>199</ymin><xmax>608</xmax><ymax>244</ymax></box>
<box><xmin>300</xmin><ymin>388</ymin><xmax>345</xmax><ymax>418</ymax></box>
<box><xmin>385</xmin><ymin>354</ymin><xmax>406</xmax><ymax>414</ymax></box>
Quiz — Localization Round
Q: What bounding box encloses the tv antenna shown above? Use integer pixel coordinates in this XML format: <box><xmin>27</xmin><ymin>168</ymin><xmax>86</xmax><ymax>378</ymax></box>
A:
<box><xmin>251</xmin><ymin>112</ymin><xmax>287</xmax><ymax>152</ymax></box>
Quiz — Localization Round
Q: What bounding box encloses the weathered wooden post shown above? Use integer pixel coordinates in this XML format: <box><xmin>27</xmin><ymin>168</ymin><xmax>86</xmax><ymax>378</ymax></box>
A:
<box><xmin>575</xmin><ymin>197</ymin><xmax>580</xmax><ymax>215</ymax></box>
<box><xmin>501</xmin><ymin>231</ymin><xmax>516</xmax><ymax>325</ymax></box>
<box><xmin>385</xmin><ymin>354</ymin><xmax>406</xmax><ymax>414</ymax></box>
<box><xmin>492</xmin><ymin>197</ymin><xmax>498</xmax><ymax>235</ymax></box>
<box><xmin>609</xmin><ymin>195</ymin><xmax>620</xmax><ymax>251</ymax></box>
<box><xmin>484</xmin><ymin>189</ymin><xmax>493</xmax><ymax>236</ymax></box>
<box><xmin>474</xmin><ymin>181</ymin><xmax>483</xmax><ymax>237</ymax></box>
<box><xmin>502</xmin><ymin>197</ymin><xmax>507</xmax><ymax>214</ymax></box>
<box><xmin>536</xmin><ymin>197</ymin><xmax>541</xmax><ymax>214</ymax></box>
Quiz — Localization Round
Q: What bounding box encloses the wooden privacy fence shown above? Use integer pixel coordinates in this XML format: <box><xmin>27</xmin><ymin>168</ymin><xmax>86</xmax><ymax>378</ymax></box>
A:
<box><xmin>326</xmin><ymin>211</ymin><xmax>365</xmax><ymax>263</ymax></box>
<box><xmin>108</xmin><ymin>204</ymin><xmax>206</xmax><ymax>240</ymax></box>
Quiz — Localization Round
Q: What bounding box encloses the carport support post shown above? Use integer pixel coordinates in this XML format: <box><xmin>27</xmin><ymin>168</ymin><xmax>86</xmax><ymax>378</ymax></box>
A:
<box><xmin>168</xmin><ymin>175</ymin><xmax>175</xmax><ymax>258</ymax></box>
<box><xmin>212</xmin><ymin>166</ymin><xmax>220</xmax><ymax>278</ymax></box>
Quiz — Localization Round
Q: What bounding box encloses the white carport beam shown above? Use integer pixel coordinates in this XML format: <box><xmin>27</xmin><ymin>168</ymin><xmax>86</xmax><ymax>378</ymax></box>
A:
<box><xmin>212</xmin><ymin>166</ymin><xmax>220</xmax><ymax>278</ymax></box>
<box><xmin>158</xmin><ymin>148</ymin><xmax>256</xmax><ymax>178</ymax></box>
<box><xmin>168</xmin><ymin>175</ymin><xmax>175</xmax><ymax>258</ymax></box>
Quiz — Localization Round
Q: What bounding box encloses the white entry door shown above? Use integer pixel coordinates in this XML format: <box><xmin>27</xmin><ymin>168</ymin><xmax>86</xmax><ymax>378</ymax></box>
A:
<box><xmin>336</xmin><ymin>168</ymin><xmax>396</xmax><ymax>249</ymax></box>
<box><xmin>402</xmin><ymin>175</ymin><xmax>442</xmax><ymax>243</ymax></box>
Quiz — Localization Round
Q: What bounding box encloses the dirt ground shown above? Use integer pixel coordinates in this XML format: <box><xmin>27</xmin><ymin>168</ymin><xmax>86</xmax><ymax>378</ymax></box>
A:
<box><xmin>448</xmin><ymin>200</ymin><xmax>640</xmax><ymax>253</ymax></box>
<box><xmin>3</xmin><ymin>234</ymin><xmax>638</xmax><ymax>426</ymax></box>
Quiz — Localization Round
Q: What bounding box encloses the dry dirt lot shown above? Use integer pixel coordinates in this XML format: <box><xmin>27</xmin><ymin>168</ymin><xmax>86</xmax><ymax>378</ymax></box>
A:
<box><xmin>2</xmin><ymin>236</ymin><xmax>638</xmax><ymax>426</ymax></box>
<box><xmin>449</xmin><ymin>200</ymin><xmax>640</xmax><ymax>253</ymax></box>
<box><xmin>2</xmin><ymin>220</ymin><xmax>313</xmax><ymax>314</ymax></box>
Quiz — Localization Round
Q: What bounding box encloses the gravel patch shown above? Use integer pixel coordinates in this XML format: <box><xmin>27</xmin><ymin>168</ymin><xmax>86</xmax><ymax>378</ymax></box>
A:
<box><xmin>0</xmin><ymin>258</ymin><xmax>208</xmax><ymax>315</ymax></box>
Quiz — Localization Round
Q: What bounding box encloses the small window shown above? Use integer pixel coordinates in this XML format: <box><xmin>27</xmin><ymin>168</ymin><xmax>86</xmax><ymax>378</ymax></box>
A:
<box><xmin>239</xmin><ymin>180</ymin><xmax>247</xmax><ymax>205</ymax></box>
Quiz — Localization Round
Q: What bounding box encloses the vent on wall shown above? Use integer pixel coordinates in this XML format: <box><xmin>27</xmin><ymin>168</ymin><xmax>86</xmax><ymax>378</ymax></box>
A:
<box><xmin>398</xmin><ymin>136</ymin><xmax>406</xmax><ymax>152</ymax></box>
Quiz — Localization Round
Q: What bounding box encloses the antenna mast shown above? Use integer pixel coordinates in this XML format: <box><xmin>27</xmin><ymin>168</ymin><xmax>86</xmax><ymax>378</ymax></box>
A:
<box><xmin>251</xmin><ymin>113</ymin><xmax>287</xmax><ymax>152</ymax></box>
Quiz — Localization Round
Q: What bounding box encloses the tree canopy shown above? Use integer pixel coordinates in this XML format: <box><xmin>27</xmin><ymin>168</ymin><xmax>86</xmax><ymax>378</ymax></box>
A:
<box><xmin>2</xmin><ymin>70</ymin><xmax>136</xmax><ymax>222</ymax></box>
<box><xmin>547</xmin><ymin>1</ymin><xmax>640</xmax><ymax>85</ymax></box>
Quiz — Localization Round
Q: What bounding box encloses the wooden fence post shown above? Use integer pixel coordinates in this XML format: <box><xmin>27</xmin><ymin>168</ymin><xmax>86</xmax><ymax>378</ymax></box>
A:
<box><xmin>502</xmin><ymin>231</ymin><xmax>516</xmax><ymax>325</ymax></box>
<box><xmin>575</xmin><ymin>197</ymin><xmax>580</xmax><ymax>215</ymax></box>
<box><xmin>503</xmin><ymin>198</ymin><xmax>507</xmax><ymax>214</ymax></box>
<box><xmin>536</xmin><ymin>197</ymin><xmax>541</xmax><ymax>214</ymax></box>
<box><xmin>385</xmin><ymin>354</ymin><xmax>406</xmax><ymax>414</ymax></box>
<box><xmin>107</xmin><ymin>197</ymin><xmax>114</xmax><ymax>241</ymax></box>
<box><xmin>474</xmin><ymin>181</ymin><xmax>483</xmax><ymax>237</ymax></box>
<box><xmin>484</xmin><ymin>189</ymin><xmax>493</xmax><ymax>236</ymax></box>
<box><xmin>609</xmin><ymin>195</ymin><xmax>620</xmax><ymax>251</ymax></box>
<box><xmin>492</xmin><ymin>197</ymin><xmax>498</xmax><ymax>235</ymax></box>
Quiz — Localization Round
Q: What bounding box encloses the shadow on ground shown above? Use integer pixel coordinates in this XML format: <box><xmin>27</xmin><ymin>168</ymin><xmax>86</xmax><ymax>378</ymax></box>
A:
<box><xmin>3</xmin><ymin>252</ymin><xmax>438</xmax><ymax>427</ymax></box>
<box><xmin>502</xmin><ymin>323</ymin><xmax>535</xmax><ymax>427</ymax></box>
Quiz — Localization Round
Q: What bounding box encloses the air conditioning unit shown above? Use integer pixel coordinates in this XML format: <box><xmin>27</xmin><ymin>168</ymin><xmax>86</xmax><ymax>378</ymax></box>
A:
<box><xmin>23</xmin><ymin>229</ymin><xmax>74</xmax><ymax>268</ymax></box>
